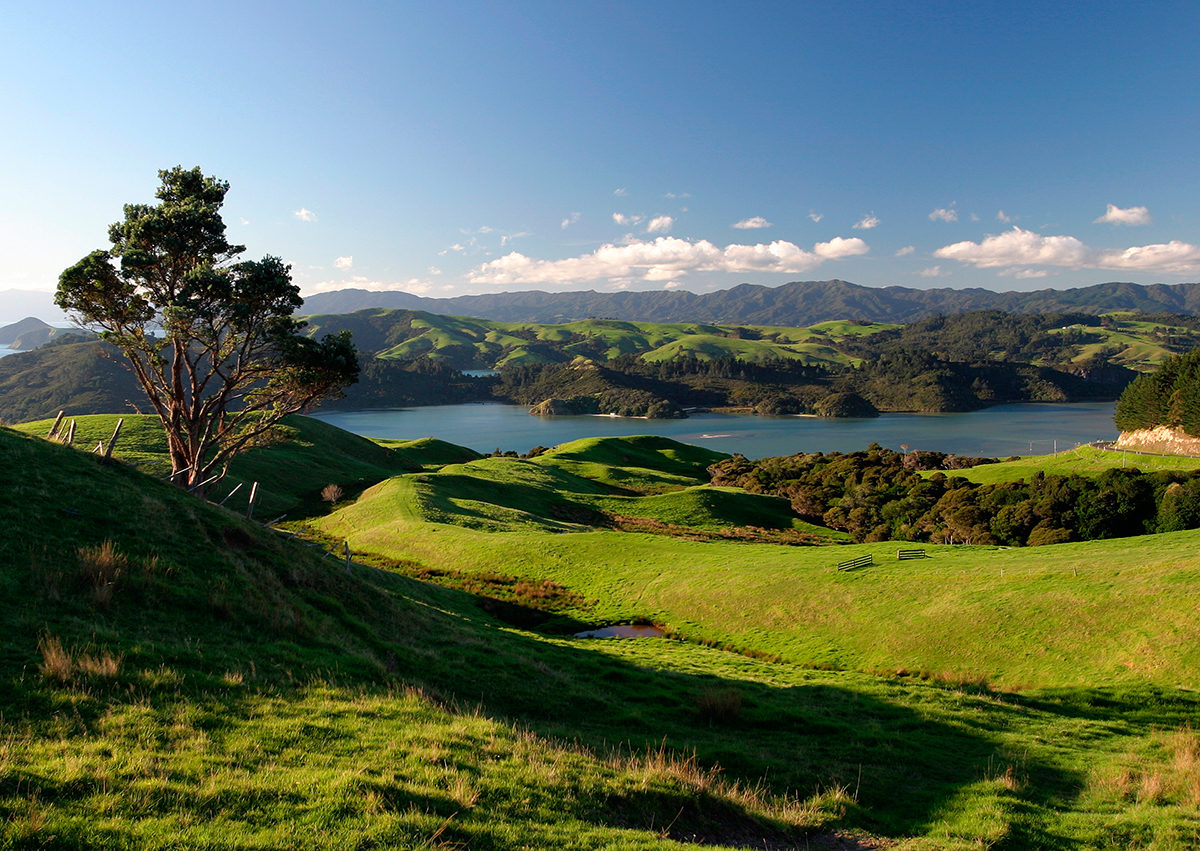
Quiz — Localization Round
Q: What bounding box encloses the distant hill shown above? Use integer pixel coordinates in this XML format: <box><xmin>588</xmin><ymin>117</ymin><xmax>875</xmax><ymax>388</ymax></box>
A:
<box><xmin>0</xmin><ymin>341</ymin><xmax>147</xmax><ymax>423</ymax></box>
<box><xmin>302</xmin><ymin>279</ymin><xmax>1200</xmax><ymax>326</ymax></box>
<box><xmin>0</xmin><ymin>316</ymin><xmax>88</xmax><ymax>350</ymax></box>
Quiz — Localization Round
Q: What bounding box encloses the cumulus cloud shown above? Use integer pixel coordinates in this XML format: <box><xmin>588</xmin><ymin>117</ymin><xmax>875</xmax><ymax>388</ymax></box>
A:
<box><xmin>645</xmin><ymin>215</ymin><xmax>674</xmax><ymax>234</ymax></box>
<box><xmin>997</xmin><ymin>268</ymin><xmax>1049</xmax><ymax>279</ymax></box>
<box><xmin>854</xmin><ymin>213</ymin><xmax>880</xmax><ymax>230</ymax></box>
<box><xmin>895</xmin><ymin>245</ymin><xmax>915</xmax><ymax>257</ymax></box>
<box><xmin>438</xmin><ymin>243</ymin><xmax>466</xmax><ymax>256</ymax></box>
<box><xmin>293</xmin><ymin>208</ymin><xmax>317</xmax><ymax>222</ymax></box>
<box><xmin>333</xmin><ymin>256</ymin><xmax>353</xmax><ymax>270</ymax></box>
<box><xmin>935</xmin><ymin>226</ymin><xmax>1200</xmax><ymax>273</ymax></box>
<box><xmin>239</xmin><ymin>217</ymin><xmax>250</xmax><ymax>226</ymax></box>
<box><xmin>732</xmin><ymin>216</ymin><xmax>772</xmax><ymax>230</ymax></box>
<box><xmin>929</xmin><ymin>207</ymin><xmax>958</xmax><ymax>223</ymax></box>
<box><xmin>808</xmin><ymin>211</ymin><xmax>824</xmax><ymax>223</ymax></box>
<box><xmin>468</xmin><ymin>235</ymin><xmax>869</xmax><ymax>286</ymax></box>
<box><xmin>1094</xmin><ymin>203</ymin><xmax>1152</xmax><ymax>226</ymax></box>
<box><xmin>917</xmin><ymin>266</ymin><xmax>945</xmax><ymax>278</ymax></box>
<box><xmin>561</xmin><ymin>212</ymin><xmax>581</xmax><ymax>229</ymax></box>
<box><xmin>996</xmin><ymin>210</ymin><xmax>1013</xmax><ymax>223</ymax></box>
<box><xmin>612</xmin><ymin>212</ymin><xmax>643</xmax><ymax>226</ymax></box>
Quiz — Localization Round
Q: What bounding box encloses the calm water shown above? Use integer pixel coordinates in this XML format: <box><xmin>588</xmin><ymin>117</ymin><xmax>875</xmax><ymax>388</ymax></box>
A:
<box><xmin>312</xmin><ymin>401</ymin><xmax>1118</xmax><ymax>459</ymax></box>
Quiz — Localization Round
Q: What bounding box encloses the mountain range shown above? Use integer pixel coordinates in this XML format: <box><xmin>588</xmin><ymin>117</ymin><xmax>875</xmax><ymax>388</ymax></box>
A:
<box><xmin>301</xmin><ymin>279</ymin><xmax>1200</xmax><ymax>325</ymax></box>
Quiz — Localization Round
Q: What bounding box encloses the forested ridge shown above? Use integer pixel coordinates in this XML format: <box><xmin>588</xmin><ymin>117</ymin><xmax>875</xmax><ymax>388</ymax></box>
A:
<box><xmin>5</xmin><ymin>307</ymin><xmax>1193</xmax><ymax>421</ymax></box>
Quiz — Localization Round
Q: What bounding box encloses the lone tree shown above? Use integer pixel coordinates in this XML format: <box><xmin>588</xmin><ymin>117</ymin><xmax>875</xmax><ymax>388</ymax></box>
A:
<box><xmin>56</xmin><ymin>166</ymin><xmax>359</xmax><ymax>491</ymax></box>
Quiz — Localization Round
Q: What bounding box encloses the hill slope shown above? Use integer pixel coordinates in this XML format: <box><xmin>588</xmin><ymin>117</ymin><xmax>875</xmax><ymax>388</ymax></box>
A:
<box><xmin>7</xmin><ymin>422</ymin><xmax>1200</xmax><ymax>847</ymax></box>
<box><xmin>303</xmin><ymin>278</ymin><xmax>1200</xmax><ymax>325</ymax></box>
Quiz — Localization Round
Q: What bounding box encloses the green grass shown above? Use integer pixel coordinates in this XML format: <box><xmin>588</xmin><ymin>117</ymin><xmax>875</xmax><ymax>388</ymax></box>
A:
<box><xmin>942</xmin><ymin>445</ymin><xmax>1200</xmax><ymax>485</ymax></box>
<box><xmin>13</xmin><ymin>414</ymin><xmax>415</xmax><ymax>518</ymax></box>
<box><xmin>9</xmin><ymin>420</ymin><xmax>1200</xmax><ymax>847</ymax></box>
<box><xmin>316</xmin><ymin>496</ymin><xmax>1200</xmax><ymax>691</ymax></box>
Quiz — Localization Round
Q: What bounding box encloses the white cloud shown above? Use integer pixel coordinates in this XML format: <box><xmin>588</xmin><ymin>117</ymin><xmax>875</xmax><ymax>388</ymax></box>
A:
<box><xmin>663</xmin><ymin>280</ymin><xmax>683</xmax><ymax>289</ymax></box>
<box><xmin>895</xmin><ymin>245</ymin><xmax>915</xmax><ymax>257</ymax></box>
<box><xmin>438</xmin><ymin>243</ymin><xmax>467</xmax><ymax>256</ymax></box>
<box><xmin>917</xmin><ymin>266</ymin><xmax>945</xmax><ymax>278</ymax></box>
<box><xmin>613</xmin><ymin>187</ymin><xmax>628</xmax><ymax>196</ymax></box>
<box><xmin>613</xmin><ymin>212</ymin><xmax>643</xmax><ymax>226</ymax></box>
<box><xmin>1094</xmin><ymin>203</ymin><xmax>1152</xmax><ymax>226</ymax></box>
<box><xmin>935</xmin><ymin>226</ymin><xmax>1200</xmax><ymax>273</ymax></box>
<box><xmin>996</xmin><ymin>210</ymin><xmax>1013</xmax><ymax>223</ymax></box>
<box><xmin>561</xmin><ymin>212</ymin><xmax>581</xmax><ymax>229</ymax></box>
<box><xmin>428</xmin><ymin>266</ymin><xmax>442</xmax><ymax>275</ymax></box>
<box><xmin>808</xmin><ymin>211</ymin><xmax>824</xmax><ymax>223</ymax></box>
<box><xmin>929</xmin><ymin>206</ymin><xmax>958</xmax><ymax>223</ymax></box>
<box><xmin>664</xmin><ymin>192</ymin><xmax>691</xmax><ymax>199</ymax></box>
<box><xmin>732</xmin><ymin>216</ymin><xmax>772</xmax><ymax>230</ymax></box>
<box><xmin>501</xmin><ymin>231</ymin><xmax>531</xmax><ymax>246</ymax></box>
<box><xmin>469</xmin><ymin>235</ymin><xmax>869</xmax><ymax>286</ymax></box>
<box><xmin>997</xmin><ymin>268</ymin><xmax>1049</xmax><ymax>279</ymax></box>
<box><xmin>970</xmin><ymin>213</ymin><xmax>980</xmax><ymax>222</ymax></box>
<box><xmin>293</xmin><ymin>208</ymin><xmax>317</xmax><ymax>222</ymax></box>
<box><xmin>853</xmin><ymin>213</ymin><xmax>880</xmax><ymax>230</ymax></box>
<box><xmin>645</xmin><ymin>215</ymin><xmax>674</xmax><ymax>234</ymax></box>
<box><xmin>239</xmin><ymin>217</ymin><xmax>250</xmax><ymax>226</ymax></box>
<box><xmin>476</xmin><ymin>225</ymin><xmax>495</xmax><ymax>234</ymax></box>
<box><xmin>333</xmin><ymin>256</ymin><xmax>353</xmax><ymax>270</ymax></box>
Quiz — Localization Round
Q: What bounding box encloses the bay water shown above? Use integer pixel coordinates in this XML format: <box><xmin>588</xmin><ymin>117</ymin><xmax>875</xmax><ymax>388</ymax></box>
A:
<box><xmin>312</xmin><ymin>401</ymin><xmax>1119</xmax><ymax>459</ymax></box>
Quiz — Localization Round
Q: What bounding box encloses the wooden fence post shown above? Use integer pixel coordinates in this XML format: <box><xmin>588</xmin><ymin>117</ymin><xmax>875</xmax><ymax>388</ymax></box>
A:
<box><xmin>64</xmin><ymin>420</ymin><xmax>76</xmax><ymax>446</ymax></box>
<box><xmin>47</xmin><ymin>411</ymin><xmax>65</xmax><ymax>439</ymax></box>
<box><xmin>103</xmin><ymin>418</ymin><xmax>123</xmax><ymax>460</ymax></box>
<box><xmin>246</xmin><ymin>481</ymin><xmax>259</xmax><ymax>520</ymax></box>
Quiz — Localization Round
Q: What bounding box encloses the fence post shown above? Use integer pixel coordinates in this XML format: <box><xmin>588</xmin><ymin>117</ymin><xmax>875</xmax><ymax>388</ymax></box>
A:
<box><xmin>47</xmin><ymin>411</ymin><xmax>65</xmax><ymax>439</ymax></box>
<box><xmin>64</xmin><ymin>420</ymin><xmax>76</xmax><ymax>446</ymax></box>
<box><xmin>103</xmin><ymin>418</ymin><xmax>123</xmax><ymax>460</ymax></box>
<box><xmin>344</xmin><ymin>540</ymin><xmax>351</xmax><ymax>572</ymax></box>
<box><xmin>246</xmin><ymin>481</ymin><xmax>259</xmax><ymax>520</ymax></box>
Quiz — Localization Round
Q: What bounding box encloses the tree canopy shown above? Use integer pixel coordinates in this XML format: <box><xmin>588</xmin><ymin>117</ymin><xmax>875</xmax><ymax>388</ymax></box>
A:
<box><xmin>56</xmin><ymin>166</ymin><xmax>358</xmax><ymax>490</ymax></box>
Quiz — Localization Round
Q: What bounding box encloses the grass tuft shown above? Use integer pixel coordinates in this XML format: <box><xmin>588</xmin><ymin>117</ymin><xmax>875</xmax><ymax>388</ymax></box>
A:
<box><xmin>695</xmin><ymin>685</ymin><xmax>744</xmax><ymax>725</ymax></box>
<box><xmin>77</xmin><ymin>538</ymin><xmax>126</xmax><ymax>609</ymax></box>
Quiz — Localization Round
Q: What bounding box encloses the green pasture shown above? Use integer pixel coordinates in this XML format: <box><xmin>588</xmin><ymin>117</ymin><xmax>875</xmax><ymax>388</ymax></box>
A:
<box><xmin>945</xmin><ymin>444</ymin><xmax>1200</xmax><ymax>485</ymax></box>
<box><xmin>6</xmin><ymin>421</ymin><xmax>1200</xmax><ymax>846</ymax></box>
<box><xmin>13</xmin><ymin>413</ymin><xmax>415</xmax><ymax>517</ymax></box>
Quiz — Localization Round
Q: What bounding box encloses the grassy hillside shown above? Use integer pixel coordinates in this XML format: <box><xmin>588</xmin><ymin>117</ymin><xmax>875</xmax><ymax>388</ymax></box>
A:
<box><xmin>13</xmin><ymin>414</ymin><xmax>417</xmax><ymax>518</ymax></box>
<box><xmin>8</xmin><ymin>421</ymin><xmax>1200</xmax><ymax>846</ymax></box>
<box><xmin>942</xmin><ymin>444</ymin><xmax>1200</xmax><ymax>485</ymax></box>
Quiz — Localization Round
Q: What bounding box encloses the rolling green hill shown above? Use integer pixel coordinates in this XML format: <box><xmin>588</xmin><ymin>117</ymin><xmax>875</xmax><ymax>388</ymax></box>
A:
<box><xmin>7</xmin><ymin>419</ymin><xmax>1200</xmax><ymax>846</ymax></box>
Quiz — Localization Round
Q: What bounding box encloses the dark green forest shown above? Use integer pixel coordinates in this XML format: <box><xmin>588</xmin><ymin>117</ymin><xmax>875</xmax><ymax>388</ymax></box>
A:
<box><xmin>708</xmin><ymin>446</ymin><xmax>1200</xmax><ymax>546</ymax></box>
<box><xmin>1114</xmin><ymin>348</ymin><xmax>1200</xmax><ymax>435</ymax></box>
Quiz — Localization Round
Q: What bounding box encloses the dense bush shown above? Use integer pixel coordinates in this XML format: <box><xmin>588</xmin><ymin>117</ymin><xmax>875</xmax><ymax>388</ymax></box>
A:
<box><xmin>709</xmin><ymin>447</ymin><xmax>1200</xmax><ymax>546</ymax></box>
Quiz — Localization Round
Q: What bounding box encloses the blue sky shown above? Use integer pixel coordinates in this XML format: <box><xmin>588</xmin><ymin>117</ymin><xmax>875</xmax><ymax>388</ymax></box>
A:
<box><xmin>3</xmin><ymin>0</ymin><xmax>1199</xmax><ymax>298</ymax></box>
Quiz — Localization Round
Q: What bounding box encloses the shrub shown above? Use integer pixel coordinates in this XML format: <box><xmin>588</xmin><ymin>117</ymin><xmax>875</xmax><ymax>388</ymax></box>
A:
<box><xmin>321</xmin><ymin>483</ymin><xmax>345</xmax><ymax>504</ymax></box>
